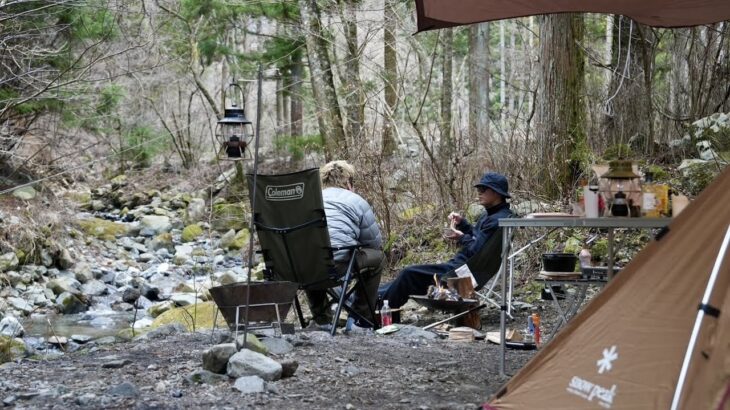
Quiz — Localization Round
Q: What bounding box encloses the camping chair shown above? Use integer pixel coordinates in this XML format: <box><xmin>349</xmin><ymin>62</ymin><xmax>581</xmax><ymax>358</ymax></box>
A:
<box><xmin>247</xmin><ymin>168</ymin><xmax>378</xmax><ymax>336</ymax></box>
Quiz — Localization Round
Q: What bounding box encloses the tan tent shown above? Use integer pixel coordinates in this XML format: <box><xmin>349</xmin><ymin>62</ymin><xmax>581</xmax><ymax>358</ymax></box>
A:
<box><xmin>415</xmin><ymin>0</ymin><xmax>730</xmax><ymax>32</ymax></box>
<box><xmin>484</xmin><ymin>167</ymin><xmax>730</xmax><ymax>409</ymax></box>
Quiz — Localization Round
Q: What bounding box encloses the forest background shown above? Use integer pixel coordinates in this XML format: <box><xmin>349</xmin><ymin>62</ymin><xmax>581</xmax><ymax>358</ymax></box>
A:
<box><xmin>1</xmin><ymin>0</ymin><xmax>729</xmax><ymax>260</ymax></box>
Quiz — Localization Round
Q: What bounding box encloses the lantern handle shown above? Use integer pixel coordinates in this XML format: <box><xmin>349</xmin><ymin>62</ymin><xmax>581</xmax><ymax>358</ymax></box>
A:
<box><xmin>224</xmin><ymin>80</ymin><xmax>246</xmax><ymax>112</ymax></box>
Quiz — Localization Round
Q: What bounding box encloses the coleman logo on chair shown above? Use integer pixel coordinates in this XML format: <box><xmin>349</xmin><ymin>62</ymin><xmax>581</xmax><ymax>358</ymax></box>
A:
<box><xmin>266</xmin><ymin>183</ymin><xmax>305</xmax><ymax>201</ymax></box>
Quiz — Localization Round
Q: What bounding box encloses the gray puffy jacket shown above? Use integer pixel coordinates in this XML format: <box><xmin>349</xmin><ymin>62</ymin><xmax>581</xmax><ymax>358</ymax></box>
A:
<box><xmin>322</xmin><ymin>187</ymin><xmax>383</xmax><ymax>261</ymax></box>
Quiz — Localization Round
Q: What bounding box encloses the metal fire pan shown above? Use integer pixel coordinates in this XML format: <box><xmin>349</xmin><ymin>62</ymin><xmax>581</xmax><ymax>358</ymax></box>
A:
<box><xmin>409</xmin><ymin>295</ymin><xmax>480</xmax><ymax>313</ymax></box>
<box><xmin>209</xmin><ymin>281</ymin><xmax>298</xmax><ymax>326</ymax></box>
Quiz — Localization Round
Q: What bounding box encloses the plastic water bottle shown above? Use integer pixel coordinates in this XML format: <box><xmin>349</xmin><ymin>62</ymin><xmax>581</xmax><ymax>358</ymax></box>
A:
<box><xmin>531</xmin><ymin>312</ymin><xmax>541</xmax><ymax>347</ymax></box>
<box><xmin>380</xmin><ymin>300</ymin><xmax>392</xmax><ymax>327</ymax></box>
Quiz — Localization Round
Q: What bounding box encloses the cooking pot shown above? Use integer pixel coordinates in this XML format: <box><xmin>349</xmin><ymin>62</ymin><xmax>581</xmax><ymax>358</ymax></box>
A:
<box><xmin>542</xmin><ymin>253</ymin><xmax>578</xmax><ymax>272</ymax></box>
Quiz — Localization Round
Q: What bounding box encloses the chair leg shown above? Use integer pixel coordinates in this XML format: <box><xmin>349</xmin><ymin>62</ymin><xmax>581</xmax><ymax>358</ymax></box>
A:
<box><xmin>294</xmin><ymin>294</ymin><xmax>307</xmax><ymax>328</ymax></box>
<box><xmin>330</xmin><ymin>255</ymin><xmax>358</xmax><ymax>336</ymax></box>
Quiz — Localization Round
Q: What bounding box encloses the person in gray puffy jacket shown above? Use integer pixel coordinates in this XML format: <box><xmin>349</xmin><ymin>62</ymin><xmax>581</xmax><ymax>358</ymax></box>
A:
<box><xmin>306</xmin><ymin>160</ymin><xmax>385</xmax><ymax>328</ymax></box>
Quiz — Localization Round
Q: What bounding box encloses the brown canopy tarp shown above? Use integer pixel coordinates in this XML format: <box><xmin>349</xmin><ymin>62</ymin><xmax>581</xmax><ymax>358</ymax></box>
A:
<box><xmin>485</xmin><ymin>167</ymin><xmax>730</xmax><ymax>409</ymax></box>
<box><xmin>415</xmin><ymin>0</ymin><xmax>730</xmax><ymax>32</ymax></box>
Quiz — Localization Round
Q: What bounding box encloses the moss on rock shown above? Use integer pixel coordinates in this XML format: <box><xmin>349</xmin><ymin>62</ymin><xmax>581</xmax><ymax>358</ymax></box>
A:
<box><xmin>211</xmin><ymin>203</ymin><xmax>248</xmax><ymax>232</ymax></box>
<box><xmin>77</xmin><ymin>218</ymin><xmax>128</xmax><ymax>241</ymax></box>
<box><xmin>182</xmin><ymin>224</ymin><xmax>204</xmax><ymax>243</ymax></box>
<box><xmin>0</xmin><ymin>336</ymin><xmax>26</xmax><ymax>363</ymax></box>
<box><xmin>150</xmin><ymin>301</ymin><xmax>227</xmax><ymax>331</ymax></box>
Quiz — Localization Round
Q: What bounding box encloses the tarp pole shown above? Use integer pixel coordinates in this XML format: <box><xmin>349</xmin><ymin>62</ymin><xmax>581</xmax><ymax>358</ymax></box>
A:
<box><xmin>242</xmin><ymin>66</ymin><xmax>264</xmax><ymax>347</ymax></box>
<box><xmin>671</xmin><ymin>224</ymin><xmax>730</xmax><ymax>410</ymax></box>
<box><xmin>499</xmin><ymin>226</ymin><xmax>512</xmax><ymax>377</ymax></box>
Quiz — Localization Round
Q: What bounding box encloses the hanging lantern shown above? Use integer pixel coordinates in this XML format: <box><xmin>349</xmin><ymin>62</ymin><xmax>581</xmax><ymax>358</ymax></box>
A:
<box><xmin>599</xmin><ymin>160</ymin><xmax>642</xmax><ymax>217</ymax></box>
<box><xmin>216</xmin><ymin>82</ymin><xmax>253</xmax><ymax>160</ymax></box>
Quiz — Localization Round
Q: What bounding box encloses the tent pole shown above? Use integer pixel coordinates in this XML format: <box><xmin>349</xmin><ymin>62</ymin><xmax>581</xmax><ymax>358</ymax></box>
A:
<box><xmin>242</xmin><ymin>65</ymin><xmax>264</xmax><ymax>348</ymax></box>
<box><xmin>671</xmin><ymin>224</ymin><xmax>730</xmax><ymax>410</ymax></box>
<box><xmin>499</xmin><ymin>226</ymin><xmax>512</xmax><ymax>377</ymax></box>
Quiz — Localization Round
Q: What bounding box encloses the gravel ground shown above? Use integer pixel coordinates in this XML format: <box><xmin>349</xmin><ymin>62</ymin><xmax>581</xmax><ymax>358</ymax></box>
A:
<box><xmin>0</xmin><ymin>308</ymin><xmax>543</xmax><ymax>410</ymax></box>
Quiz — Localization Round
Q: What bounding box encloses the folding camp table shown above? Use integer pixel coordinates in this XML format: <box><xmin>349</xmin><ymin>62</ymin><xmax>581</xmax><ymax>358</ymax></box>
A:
<box><xmin>496</xmin><ymin>217</ymin><xmax>672</xmax><ymax>377</ymax></box>
<box><xmin>535</xmin><ymin>277</ymin><xmax>608</xmax><ymax>340</ymax></box>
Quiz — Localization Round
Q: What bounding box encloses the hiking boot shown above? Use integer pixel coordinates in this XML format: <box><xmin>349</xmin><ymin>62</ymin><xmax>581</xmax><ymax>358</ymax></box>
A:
<box><xmin>343</xmin><ymin>317</ymin><xmax>372</xmax><ymax>335</ymax></box>
<box><xmin>304</xmin><ymin>320</ymin><xmax>333</xmax><ymax>332</ymax></box>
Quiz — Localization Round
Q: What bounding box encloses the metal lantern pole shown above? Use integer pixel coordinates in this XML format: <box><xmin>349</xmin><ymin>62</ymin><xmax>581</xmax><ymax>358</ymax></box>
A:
<box><xmin>242</xmin><ymin>65</ymin><xmax>264</xmax><ymax>347</ymax></box>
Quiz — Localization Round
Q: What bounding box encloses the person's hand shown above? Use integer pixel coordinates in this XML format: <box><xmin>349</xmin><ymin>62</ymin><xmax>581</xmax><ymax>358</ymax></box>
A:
<box><xmin>447</xmin><ymin>212</ymin><xmax>463</xmax><ymax>227</ymax></box>
<box><xmin>442</xmin><ymin>227</ymin><xmax>464</xmax><ymax>241</ymax></box>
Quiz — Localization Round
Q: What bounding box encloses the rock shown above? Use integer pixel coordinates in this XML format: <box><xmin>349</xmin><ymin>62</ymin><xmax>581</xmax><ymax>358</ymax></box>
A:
<box><xmin>215</xmin><ymin>270</ymin><xmax>240</xmax><ymax>285</ymax></box>
<box><xmin>150</xmin><ymin>301</ymin><xmax>226</xmax><ymax>331</ymax></box>
<box><xmin>77</xmin><ymin>218</ymin><xmax>128</xmax><ymax>241</ymax></box>
<box><xmin>185</xmin><ymin>198</ymin><xmax>207</xmax><ymax>224</ymax></box>
<box><xmin>280</xmin><ymin>359</ymin><xmax>299</xmax><ymax>378</ymax></box>
<box><xmin>12</xmin><ymin>186</ymin><xmax>37</xmax><ymax>200</ymax></box>
<box><xmin>234</xmin><ymin>334</ymin><xmax>269</xmax><ymax>355</ymax></box>
<box><xmin>47</xmin><ymin>336</ymin><xmax>68</xmax><ymax>345</ymax></box>
<box><xmin>102</xmin><ymin>359</ymin><xmax>132</xmax><ymax>369</ymax></box>
<box><xmin>202</xmin><ymin>343</ymin><xmax>238</xmax><ymax>374</ymax></box>
<box><xmin>148</xmin><ymin>232</ymin><xmax>174</xmax><ymax>252</ymax></box>
<box><xmin>170</xmin><ymin>293</ymin><xmax>203</xmax><ymax>307</ymax></box>
<box><xmin>181</xmin><ymin>224</ymin><xmax>204</xmax><ymax>242</ymax></box>
<box><xmin>184</xmin><ymin>369</ymin><xmax>229</xmax><ymax>385</ymax></box>
<box><xmin>227</xmin><ymin>349</ymin><xmax>282</xmax><ymax>381</ymax></box>
<box><xmin>73</xmin><ymin>263</ymin><xmax>94</xmax><ymax>283</ymax></box>
<box><xmin>81</xmin><ymin>280</ymin><xmax>108</xmax><ymax>296</ymax></box>
<box><xmin>0</xmin><ymin>253</ymin><xmax>19</xmax><ymax>272</ymax></box>
<box><xmin>57</xmin><ymin>248</ymin><xmax>75</xmax><ymax>270</ymax></box>
<box><xmin>139</xmin><ymin>215</ymin><xmax>172</xmax><ymax>235</ymax></box>
<box><xmin>233</xmin><ymin>376</ymin><xmax>266</xmax><ymax>394</ymax></box>
<box><xmin>7</xmin><ymin>297</ymin><xmax>33</xmax><ymax>315</ymax></box>
<box><xmin>122</xmin><ymin>287</ymin><xmax>141</xmax><ymax>304</ymax></box>
<box><xmin>145</xmin><ymin>323</ymin><xmax>186</xmax><ymax>339</ymax></box>
<box><xmin>261</xmin><ymin>337</ymin><xmax>294</xmax><ymax>355</ymax></box>
<box><xmin>106</xmin><ymin>381</ymin><xmax>139</xmax><ymax>398</ymax></box>
<box><xmin>46</xmin><ymin>277</ymin><xmax>82</xmax><ymax>296</ymax></box>
<box><xmin>0</xmin><ymin>316</ymin><xmax>24</xmax><ymax>338</ymax></box>
<box><xmin>148</xmin><ymin>300</ymin><xmax>175</xmax><ymax>318</ymax></box>
<box><xmin>218</xmin><ymin>229</ymin><xmax>237</xmax><ymax>250</ymax></box>
<box><xmin>212</xmin><ymin>203</ymin><xmax>248</xmax><ymax>232</ymax></box>
<box><xmin>70</xmin><ymin>334</ymin><xmax>93</xmax><ymax>344</ymax></box>
<box><xmin>56</xmin><ymin>292</ymin><xmax>87</xmax><ymax>314</ymax></box>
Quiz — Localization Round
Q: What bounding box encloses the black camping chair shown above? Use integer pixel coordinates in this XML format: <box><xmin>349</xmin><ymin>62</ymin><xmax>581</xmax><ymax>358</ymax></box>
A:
<box><xmin>247</xmin><ymin>168</ymin><xmax>378</xmax><ymax>336</ymax></box>
<box><xmin>455</xmin><ymin>226</ymin><xmax>506</xmax><ymax>291</ymax></box>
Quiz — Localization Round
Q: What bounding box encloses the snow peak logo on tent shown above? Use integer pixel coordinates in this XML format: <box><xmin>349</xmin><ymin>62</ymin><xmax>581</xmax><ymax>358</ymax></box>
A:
<box><xmin>566</xmin><ymin>345</ymin><xmax>619</xmax><ymax>409</ymax></box>
<box><xmin>266</xmin><ymin>183</ymin><xmax>305</xmax><ymax>201</ymax></box>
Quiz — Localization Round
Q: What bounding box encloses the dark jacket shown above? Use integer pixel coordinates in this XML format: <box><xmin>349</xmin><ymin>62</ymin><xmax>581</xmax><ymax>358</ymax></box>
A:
<box><xmin>448</xmin><ymin>202</ymin><xmax>512</xmax><ymax>268</ymax></box>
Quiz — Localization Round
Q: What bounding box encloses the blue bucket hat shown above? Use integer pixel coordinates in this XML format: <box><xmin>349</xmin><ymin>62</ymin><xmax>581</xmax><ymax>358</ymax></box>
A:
<box><xmin>474</xmin><ymin>172</ymin><xmax>511</xmax><ymax>198</ymax></box>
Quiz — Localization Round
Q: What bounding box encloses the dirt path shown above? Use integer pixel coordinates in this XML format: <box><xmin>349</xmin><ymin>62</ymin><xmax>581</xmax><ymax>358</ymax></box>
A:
<box><xmin>0</xmin><ymin>322</ymin><xmax>538</xmax><ymax>409</ymax></box>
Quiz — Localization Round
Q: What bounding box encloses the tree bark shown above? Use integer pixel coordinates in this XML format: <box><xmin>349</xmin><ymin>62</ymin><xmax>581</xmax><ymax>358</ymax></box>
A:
<box><xmin>536</xmin><ymin>13</ymin><xmax>587</xmax><ymax>198</ymax></box>
<box><xmin>299</xmin><ymin>0</ymin><xmax>346</xmax><ymax>158</ymax></box>
<box><xmin>439</xmin><ymin>28</ymin><xmax>454</xmax><ymax>158</ymax></box>
<box><xmin>337</xmin><ymin>0</ymin><xmax>364</xmax><ymax>143</ymax></box>
<box><xmin>469</xmin><ymin>22</ymin><xmax>490</xmax><ymax>155</ymax></box>
<box><xmin>381</xmin><ymin>0</ymin><xmax>398</xmax><ymax>156</ymax></box>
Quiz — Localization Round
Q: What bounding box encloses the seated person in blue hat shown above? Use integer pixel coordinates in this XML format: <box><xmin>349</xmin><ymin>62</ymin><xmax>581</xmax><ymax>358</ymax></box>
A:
<box><xmin>379</xmin><ymin>172</ymin><xmax>513</xmax><ymax>310</ymax></box>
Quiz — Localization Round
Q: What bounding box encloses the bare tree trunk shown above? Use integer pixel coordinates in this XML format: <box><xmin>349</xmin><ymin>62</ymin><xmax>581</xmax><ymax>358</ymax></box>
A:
<box><xmin>290</xmin><ymin>60</ymin><xmax>304</xmax><ymax>138</ymax></box>
<box><xmin>468</xmin><ymin>22</ymin><xmax>490</xmax><ymax>155</ymax></box>
<box><xmin>337</xmin><ymin>0</ymin><xmax>364</xmax><ymax>143</ymax></box>
<box><xmin>381</xmin><ymin>0</ymin><xmax>398</xmax><ymax>156</ymax></box>
<box><xmin>299</xmin><ymin>0</ymin><xmax>346</xmax><ymax>158</ymax></box>
<box><xmin>536</xmin><ymin>13</ymin><xmax>587</xmax><ymax>198</ymax></box>
<box><xmin>439</xmin><ymin>28</ymin><xmax>454</xmax><ymax>157</ymax></box>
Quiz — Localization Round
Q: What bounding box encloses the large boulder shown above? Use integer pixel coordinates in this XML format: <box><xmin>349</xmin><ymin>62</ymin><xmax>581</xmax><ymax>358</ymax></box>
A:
<box><xmin>227</xmin><ymin>349</ymin><xmax>282</xmax><ymax>381</ymax></box>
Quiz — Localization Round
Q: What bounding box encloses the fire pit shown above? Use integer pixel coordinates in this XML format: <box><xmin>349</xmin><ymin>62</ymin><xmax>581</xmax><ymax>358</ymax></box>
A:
<box><xmin>209</xmin><ymin>281</ymin><xmax>298</xmax><ymax>330</ymax></box>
